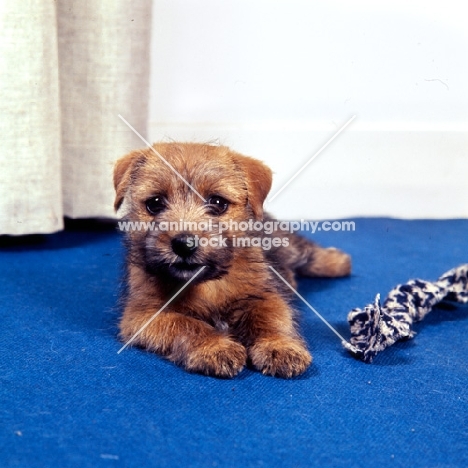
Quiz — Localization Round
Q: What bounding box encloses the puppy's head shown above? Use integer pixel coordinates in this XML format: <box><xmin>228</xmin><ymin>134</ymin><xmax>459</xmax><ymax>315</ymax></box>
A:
<box><xmin>114</xmin><ymin>143</ymin><xmax>272</xmax><ymax>282</ymax></box>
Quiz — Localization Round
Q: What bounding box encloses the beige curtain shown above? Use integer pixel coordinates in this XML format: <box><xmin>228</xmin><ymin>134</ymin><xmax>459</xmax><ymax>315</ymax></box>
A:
<box><xmin>0</xmin><ymin>0</ymin><xmax>152</xmax><ymax>235</ymax></box>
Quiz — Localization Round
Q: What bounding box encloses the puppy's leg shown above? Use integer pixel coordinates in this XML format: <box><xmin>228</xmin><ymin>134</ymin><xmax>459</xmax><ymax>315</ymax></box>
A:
<box><xmin>286</xmin><ymin>233</ymin><xmax>351</xmax><ymax>278</ymax></box>
<box><xmin>234</xmin><ymin>294</ymin><xmax>312</xmax><ymax>378</ymax></box>
<box><xmin>120</xmin><ymin>307</ymin><xmax>247</xmax><ymax>378</ymax></box>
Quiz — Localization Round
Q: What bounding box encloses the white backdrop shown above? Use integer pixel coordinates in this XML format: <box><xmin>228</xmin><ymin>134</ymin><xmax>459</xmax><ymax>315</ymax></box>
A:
<box><xmin>148</xmin><ymin>0</ymin><xmax>468</xmax><ymax>220</ymax></box>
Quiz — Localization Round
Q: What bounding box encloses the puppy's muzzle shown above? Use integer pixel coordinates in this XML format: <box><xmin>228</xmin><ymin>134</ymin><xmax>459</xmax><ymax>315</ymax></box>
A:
<box><xmin>171</xmin><ymin>233</ymin><xmax>197</xmax><ymax>259</ymax></box>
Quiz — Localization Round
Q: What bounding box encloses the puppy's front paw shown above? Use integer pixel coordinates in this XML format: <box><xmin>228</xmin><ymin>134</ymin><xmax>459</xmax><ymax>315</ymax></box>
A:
<box><xmin>249</xmin><ymin>336</ymin><xmax>312</xmax><ymax>378</ymax></box>
<box><xmin>185</xmin><ymin>336</ymin><xmax>247</xmax><ymax>378</ymax></box>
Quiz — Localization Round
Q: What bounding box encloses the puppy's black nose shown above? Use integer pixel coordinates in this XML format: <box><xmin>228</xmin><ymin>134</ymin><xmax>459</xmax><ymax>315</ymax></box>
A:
<box><xmin>171</xmin><ymin>234</ymin><xmax>197</xmax><ymax>258</ymax></box>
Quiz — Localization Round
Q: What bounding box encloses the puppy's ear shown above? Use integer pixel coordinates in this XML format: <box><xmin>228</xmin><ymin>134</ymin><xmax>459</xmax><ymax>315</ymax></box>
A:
<box><xmin>232</xmin><ymin>154</ymin><xmax>272</xmax><ymax>220</ymax></box>
<box><xmin>113</xmin><ymin>151</ymin><xmax>139</xmax><ymax>211</ymax></box>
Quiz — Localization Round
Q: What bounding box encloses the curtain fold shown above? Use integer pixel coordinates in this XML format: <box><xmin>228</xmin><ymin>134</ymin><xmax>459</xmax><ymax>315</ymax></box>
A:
<box><xmin>0</xmin><ymin>2</ymin><xmax>62</xmax><ymax>235</ymax></box>
<box><xmin>0</xmin><ymin>0</ymin><xmax>152</xmax><ymax>235</ymax></box>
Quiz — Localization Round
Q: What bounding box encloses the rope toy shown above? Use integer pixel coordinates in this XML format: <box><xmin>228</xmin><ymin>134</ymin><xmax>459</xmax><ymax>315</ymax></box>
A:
<box><xmin>343</xmin><ymin>264</ymin><xmax>468</xmax><ymax>362</ymax></box>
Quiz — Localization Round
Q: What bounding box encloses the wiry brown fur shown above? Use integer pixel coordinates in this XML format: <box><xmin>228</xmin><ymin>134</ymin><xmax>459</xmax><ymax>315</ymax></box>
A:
<box><xmin>114</xmin><ymin>143</ymin><xmax>351</xmax><ymax>378</ymax></box>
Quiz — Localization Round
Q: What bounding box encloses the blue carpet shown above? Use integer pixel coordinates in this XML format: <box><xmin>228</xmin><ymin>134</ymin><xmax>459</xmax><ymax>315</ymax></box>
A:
<box><xmin>1</xmin><ymin>218</ymin><xmax>467</xmax><ymax>467</ymax></box>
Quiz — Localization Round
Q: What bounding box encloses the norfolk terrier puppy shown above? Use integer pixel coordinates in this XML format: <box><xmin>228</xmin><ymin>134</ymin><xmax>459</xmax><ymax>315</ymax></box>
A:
<box><xmin>114</xmin><ymin>142</ymin><xmax>351</xmax><ymax>378</ymax></box>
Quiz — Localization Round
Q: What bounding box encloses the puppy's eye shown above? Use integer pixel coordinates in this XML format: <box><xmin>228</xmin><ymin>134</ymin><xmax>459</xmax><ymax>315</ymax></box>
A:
<box><xmin>145</xmin><ymin>196</ymin><xmax>166</xmax><ymax>215</ymax></box>
<box><xmin>206</xmin><ymin>195</ymin><xmax>229</xmax><ymax>215</ymax></box>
